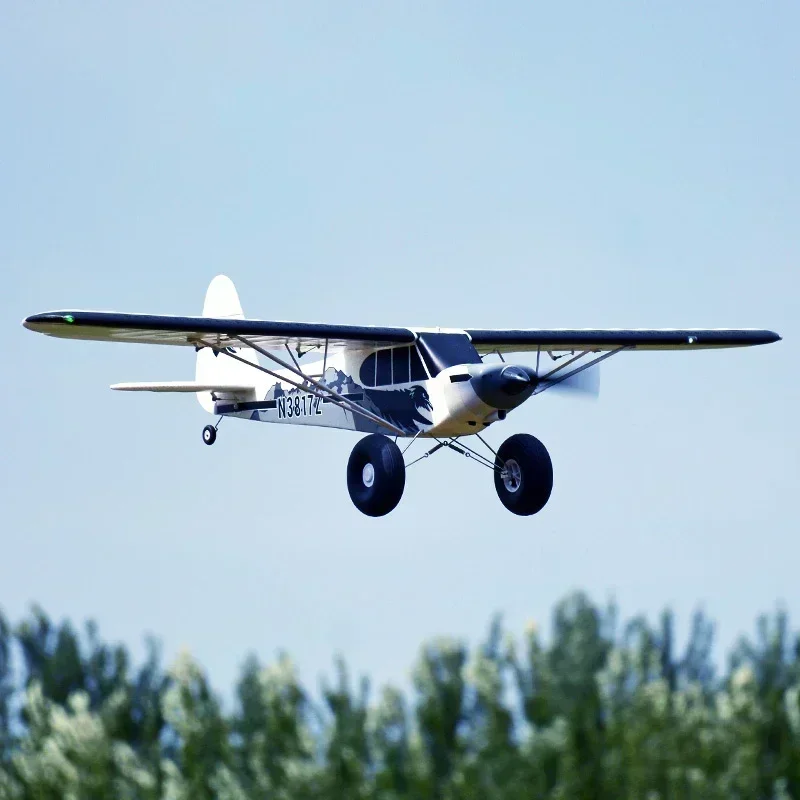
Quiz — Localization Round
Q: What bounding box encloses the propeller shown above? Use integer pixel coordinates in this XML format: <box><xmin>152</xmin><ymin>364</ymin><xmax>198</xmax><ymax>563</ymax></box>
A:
<box><xmin>535</xmin><ymin>363</ymin><xmax>600</xmax><ymax>398</ymax></box>
<box><xmin>494</xmin><ymin>363</ymin><xmax>600</xmax><ymax>399</ymax></box>
<box><xmin>474</xmin><ymin>362</ymin><xmax>601</xmax><ymax>410</ymax></box>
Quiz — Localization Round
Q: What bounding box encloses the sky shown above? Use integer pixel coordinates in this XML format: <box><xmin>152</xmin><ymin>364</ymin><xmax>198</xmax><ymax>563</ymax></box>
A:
<box><xmin>1</xmin><ymin>2</ymin><xmax>798</xmax><ymax>701</ymax></box>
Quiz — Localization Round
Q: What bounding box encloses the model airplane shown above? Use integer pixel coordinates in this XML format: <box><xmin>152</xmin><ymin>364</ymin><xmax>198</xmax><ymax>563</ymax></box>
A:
<box><xmin>23</xmin><ymin>276</ymin><xmax>780</xmax><ymax>517</ymax></box>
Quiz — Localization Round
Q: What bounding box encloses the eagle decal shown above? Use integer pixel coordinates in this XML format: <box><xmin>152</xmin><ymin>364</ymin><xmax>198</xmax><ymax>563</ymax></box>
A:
<box><xmin>363</xmin><ymin>385</ymin><xmax>433</xmax><ymax>434</ymax></box>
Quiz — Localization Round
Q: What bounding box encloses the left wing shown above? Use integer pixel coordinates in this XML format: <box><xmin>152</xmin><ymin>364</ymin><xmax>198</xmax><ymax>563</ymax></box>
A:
<box><xmin>23</xmin><ymin>311</ymin><xmax>415</xmax><ymax>352</ymax></box>
<box><xmin>466</xmin><ymin>328</ymin><xmax>781</xmax><ymax>354</ymax></box>
<box><xmin>110</xmin><ymin>382</ymin><xmax>256</xmax><ymax>393</ymax></box>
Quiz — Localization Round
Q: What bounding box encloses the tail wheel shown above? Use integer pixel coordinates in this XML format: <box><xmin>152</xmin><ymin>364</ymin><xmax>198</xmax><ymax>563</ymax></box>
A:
<box><xmin>494</xmin><ymin>433</ymin><xmax>553</xmax><ymax>516</ymax></box>
<box><xmin>347</xmin><ymin>434</ymin><xmax>405</xmax><ymax>517</ymax></box>
<box><xmin>202</xmin><ymin>425</ymin><xmax>217</xmax><ymax>446</ymax></box>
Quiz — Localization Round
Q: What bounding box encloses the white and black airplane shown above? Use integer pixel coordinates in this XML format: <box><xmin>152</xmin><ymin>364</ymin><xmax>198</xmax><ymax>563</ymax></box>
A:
<box><xmin>23</xmin><ymin>276</ymin><xmax>781</xmax><ymax>517</ymax></box>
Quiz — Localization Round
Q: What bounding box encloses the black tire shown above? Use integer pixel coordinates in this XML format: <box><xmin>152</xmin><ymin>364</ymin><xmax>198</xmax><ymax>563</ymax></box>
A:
<box><xmin>494</xmin><ymin>433</ymin><xmax>553</xmax><ymax>516</ymax></box>
<box><xmin>202</xmin><ymin>425</ymin><xmax>217</xmax><ymax>446</ymax></box>
<box><xmin>347</xmin><ymin>434</ymin><xmax>406</xmax><ymax>517</ymax></box>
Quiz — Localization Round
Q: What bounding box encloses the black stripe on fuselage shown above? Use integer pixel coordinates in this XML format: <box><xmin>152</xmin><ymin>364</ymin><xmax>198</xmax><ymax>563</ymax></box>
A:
<box><xmin>216</xmin><ymin>393</ymin><xmax>364</xmax><ymax>414</ymax></box>
<box><xmin>215</xmin><ymin>400</ymin><xmax>277</xmax><ymax>414</ymax></box>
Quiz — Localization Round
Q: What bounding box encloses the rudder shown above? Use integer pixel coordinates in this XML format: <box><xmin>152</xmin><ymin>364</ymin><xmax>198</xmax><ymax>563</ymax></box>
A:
<box><xmin>196</xmin><ymin>275</ymin><xmax>259</xmax><ymax>413</ymax></box>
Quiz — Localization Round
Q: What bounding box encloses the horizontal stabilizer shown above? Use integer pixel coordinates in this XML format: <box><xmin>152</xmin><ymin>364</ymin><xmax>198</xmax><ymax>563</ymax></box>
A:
<box><xmin>110</xmin><ymin>381</ymin><xmax>256</xmax><ymax>393</ymax></box>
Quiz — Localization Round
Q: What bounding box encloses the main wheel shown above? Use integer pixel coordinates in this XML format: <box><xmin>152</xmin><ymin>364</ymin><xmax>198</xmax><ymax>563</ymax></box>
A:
<box><xmin>202</xmin><ymin>425</ymin><xmax>217</xmax><ymax>446</ymax></box>
<box><xmin>347</xmin><ymin>434</ymin><xmax>406</xmax><ymax>517</ymax></box>
<box><xmin>494</xmin><ymin>433</ymin><xmax>553</xmax><ymax>516</ymax></box>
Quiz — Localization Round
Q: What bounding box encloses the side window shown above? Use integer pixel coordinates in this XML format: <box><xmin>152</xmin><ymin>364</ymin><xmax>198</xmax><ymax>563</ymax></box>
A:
<box><xmin>359</xmin><ymin>353</ymin><xmax>376</xmax><ymax>387</ymax></box>
<box><xmin>376</xmin><ymin>349</ymin><xmax>392</xmax><ymax>385</ymax></box>
<box><xmin>410</xmin><ymin>345</ymin><xmax>427</xmax><ymax>381</ymax></box>
<box><xmin>392</xmin><ymin>346</ymin><xmax>410</xmax><ymax>384</ymax></box>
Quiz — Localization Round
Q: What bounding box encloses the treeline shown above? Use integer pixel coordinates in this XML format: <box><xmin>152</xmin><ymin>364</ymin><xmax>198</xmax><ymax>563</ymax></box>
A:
<box><xmin>0</xmin><ymin>593</ymin><xmax>799</xmax><ymax>799</ymax></box>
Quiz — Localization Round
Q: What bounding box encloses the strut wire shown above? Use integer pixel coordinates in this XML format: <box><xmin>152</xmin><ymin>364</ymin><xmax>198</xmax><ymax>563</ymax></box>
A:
<box><xmin>404</xmin><ymin>434</ymin><xmax>501</xmax><ymax>473</ymax></box>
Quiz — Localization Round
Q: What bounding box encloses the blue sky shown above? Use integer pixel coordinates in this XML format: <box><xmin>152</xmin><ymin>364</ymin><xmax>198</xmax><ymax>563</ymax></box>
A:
<box><xmin>1</xmin><ymin>2</ymin><xmax>797</xmax><ymax>698</ymax></box>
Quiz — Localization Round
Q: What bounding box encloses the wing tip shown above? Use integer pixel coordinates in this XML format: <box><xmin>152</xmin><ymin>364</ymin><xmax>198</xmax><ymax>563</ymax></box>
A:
<box><xmin>23</xmin><ymin>312</ymin><xmax>73</xmax><ymax>332</ymax></box>
<box><xmin>23</xmin><ymin>313</ymin><xmax>47</xmax><ymax>331</ymax></box>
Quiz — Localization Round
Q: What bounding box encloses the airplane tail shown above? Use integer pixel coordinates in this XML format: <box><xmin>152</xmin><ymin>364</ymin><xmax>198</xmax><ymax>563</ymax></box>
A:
<box><xmin>195</xmin><ymin>275</ymin><xmax>260</xmax><ymax>412</ymax></box>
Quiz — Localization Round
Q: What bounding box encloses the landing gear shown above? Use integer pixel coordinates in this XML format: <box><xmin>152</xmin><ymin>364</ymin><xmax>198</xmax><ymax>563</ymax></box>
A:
<box><xmin>347</xmin><ymin>434</ymin><xmax>406</xmax><ymax>517</ymax></box>
<box><xmin>202</xmin><ymin>424</ymin><xmax>217</xmax><ymax>446</ymax></box>
<box><xmin>494</xmin><ymin>433</ymin><xmax>553</xmax><ymax>516</ymax></box>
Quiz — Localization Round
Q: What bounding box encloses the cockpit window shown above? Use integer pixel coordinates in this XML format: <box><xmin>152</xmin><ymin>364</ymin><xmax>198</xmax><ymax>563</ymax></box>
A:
<box><xmin>359</xmin><ymin>345</ymin><xmax>429</xmax><ymax>387</ymax></box>
<box><xmin>416</xmin><ymin>332</ymin><xmax>481</xmax><ymax>378</ymax></box>
<box><xmin>410</xmin><ymin>346</ymin><xmax>427</xmax><ymax>381</ymax></box>
<box><xmin>359</xmin><ymin>352</ymin><xmax>377</xmax><ymax>386</ymax></box>
<box><xmin>392</xmin><ymin>346</ymin><xmax>410</xmax><ymax>384</ymax></box>
<box><xmin>376</xmin><ymin>349</ymin><xmax>392</xmax><ymax>385</ymax></box>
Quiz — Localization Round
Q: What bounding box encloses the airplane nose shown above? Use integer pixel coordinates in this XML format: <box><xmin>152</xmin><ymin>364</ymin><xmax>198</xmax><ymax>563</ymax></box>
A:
<box><xmin>498</xmin><ymin>365</ymin><xmax>534</xmax><ymax>395</ymax></box>
<box><xmin>470</xmin><ymin>364</ymin><xmax>538</xmax><ymax>410</ymax></box>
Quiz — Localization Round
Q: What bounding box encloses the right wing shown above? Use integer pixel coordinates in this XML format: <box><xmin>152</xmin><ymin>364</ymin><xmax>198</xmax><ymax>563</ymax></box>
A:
<box><xmin>465</xmin><ymin>328</ymin><xmax>781</xmax><ymax>354</ymax></box>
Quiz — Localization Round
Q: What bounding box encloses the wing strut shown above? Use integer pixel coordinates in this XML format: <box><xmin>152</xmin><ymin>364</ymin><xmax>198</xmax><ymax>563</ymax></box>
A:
<box><xmin>204</xmin><ymin>336</ymin><xmax>406</xmax><ymax>437</ymax></box>
<box><xmin>533</xmin><ymin>346</ymin><xmax>630</xmax><ymax>396</ymax></box>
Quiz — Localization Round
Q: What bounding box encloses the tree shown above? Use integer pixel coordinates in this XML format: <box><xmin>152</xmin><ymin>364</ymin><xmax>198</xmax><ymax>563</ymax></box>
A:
<box><xmin>0</xmin><ymin>611</ymin><xmax>13</xmax><ymax>764</ymax></box>
<box><xmin>230</xmin><ymin>652</ymin><xmax>316</xmax><ymax>798</ymax></box>
<box><xmin>160</xmin><ymin>651</ymin><xmax>231</xmax><ymax>800</ymax></box>
<box><xmin>412</xmin><ymin>636</ymin><xmax>468</xmax><ymax>798</ymax></box>
<box><xmin>2</xmin><ymin>592</ymin><xmax>800</xmax><ymax>798</ymax></box>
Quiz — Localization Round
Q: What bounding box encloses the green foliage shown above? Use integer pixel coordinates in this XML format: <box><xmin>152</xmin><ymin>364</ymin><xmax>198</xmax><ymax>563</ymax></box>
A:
<box><xmin>230</xmin><ymin>652</ymin><xmax>316</xmax><ymax>798</ymax></box>
<box><xmin>161</xmin><ymin>651</ymin><xmax>230</xmax><ymax>800</ymax></box>
<box><xmin>0</xmin><ymin>611</ymin><xmax>14</xmax><ymax>764</ymax></box>
<box><xmin>1</xmin><ymin>594</ymin><xmax>799</xmax><ymax>798</ymax></box>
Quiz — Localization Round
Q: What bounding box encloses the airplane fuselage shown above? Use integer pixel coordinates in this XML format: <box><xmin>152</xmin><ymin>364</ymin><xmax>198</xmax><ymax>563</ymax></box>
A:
<box><xmin>213</xmin><ymin>345</ymin><xmax>536</xmax><ymax>438</ymax></box>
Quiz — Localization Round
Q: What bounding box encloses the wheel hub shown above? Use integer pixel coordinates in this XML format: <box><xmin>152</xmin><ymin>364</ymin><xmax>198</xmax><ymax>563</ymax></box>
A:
<box><xmin>502</xmin><ymin>459</ymin><xmax>522</xmax><ymax>492</ymax></box>
<box><xmin>362</xmin><ymin>462</ymin><xmax>375</xmax><ymax>488</ymax></box>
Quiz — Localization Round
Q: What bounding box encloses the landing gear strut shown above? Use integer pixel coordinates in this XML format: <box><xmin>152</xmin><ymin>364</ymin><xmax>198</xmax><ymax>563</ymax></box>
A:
<box><xmin>347</xmin><ymin>434</ymin><xmax>406</xmax><ymax>517</ymax></box>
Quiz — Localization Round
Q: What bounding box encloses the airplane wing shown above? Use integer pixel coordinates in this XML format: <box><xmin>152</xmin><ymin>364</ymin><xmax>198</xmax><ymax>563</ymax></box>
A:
<box><xmin>110</xmin><ymin>382</ymin><xmax>256</xmax><ymax>393</ymax></box>
<box><xmin>22</xmin><ymin>311</ymin><xmax>415</xmax><ymax>352</ymax></box>
<box><xmin>465</xmin><ymin>328</ymin><xmax>781</xmax><ymax>354</ymax></box>
<box><xmin>23</xmin><ymin>313</ymin><xmax>781</xmax><ymax>355</ymax></box>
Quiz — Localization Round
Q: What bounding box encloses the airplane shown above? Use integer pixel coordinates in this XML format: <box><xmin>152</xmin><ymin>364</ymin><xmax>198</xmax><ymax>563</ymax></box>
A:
<box><xmin>23</xmin><ymin>275</ymin><xmax>781</xmax><ymax>517</ymax></box>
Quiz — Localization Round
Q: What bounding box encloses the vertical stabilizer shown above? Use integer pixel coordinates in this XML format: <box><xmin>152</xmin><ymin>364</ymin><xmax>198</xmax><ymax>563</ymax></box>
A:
<box><xmin>195</xmin><ymin>275</ymin><xmax>260</xmax><ymax>413</ymax></box>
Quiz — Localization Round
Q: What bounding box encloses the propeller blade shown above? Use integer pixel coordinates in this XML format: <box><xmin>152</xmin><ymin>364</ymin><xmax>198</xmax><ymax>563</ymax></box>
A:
<box><xmin>538</xmin><ymin>365</ymin><xmax>600</xmax><ymax>398</ymax></box>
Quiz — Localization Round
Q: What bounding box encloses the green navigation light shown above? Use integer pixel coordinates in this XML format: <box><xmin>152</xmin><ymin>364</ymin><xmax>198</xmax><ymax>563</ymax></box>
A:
<box><xmin>64</xmin><ymin>315</ymin><xmax>75</xmax><ymax>323</ymax></box>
